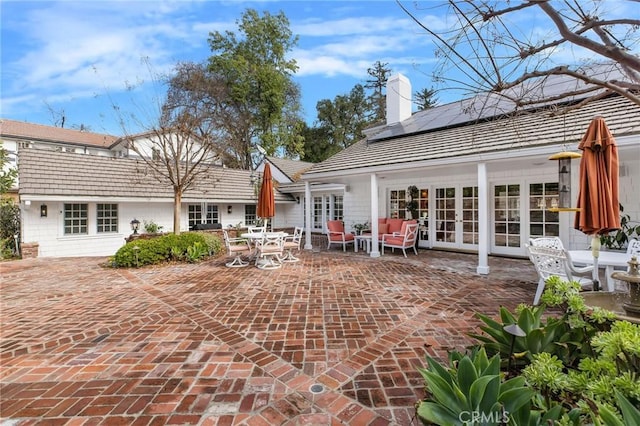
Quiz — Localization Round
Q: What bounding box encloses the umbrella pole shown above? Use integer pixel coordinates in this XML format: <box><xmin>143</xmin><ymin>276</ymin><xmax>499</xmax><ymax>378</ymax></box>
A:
<box><xmin>591</xmin><ymin>236</ymin><xmax>600</xmax><ymax>291</ymax></box>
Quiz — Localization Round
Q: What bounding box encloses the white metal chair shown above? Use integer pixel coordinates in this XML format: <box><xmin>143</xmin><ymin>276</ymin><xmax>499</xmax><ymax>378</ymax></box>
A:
<box><xmin>381</xmin><ymin>223</ymin><xmax>419</xmax><ymax>257</ymax></box>
<box><xmin>222</xmin><ymin>230</ymin><xmax>251</xmax><ymax>268</ymax></box>
<box><xmin>526</xmin><ymin>244</ymin><xmax>595</xmax><ymax>305</ymax></box>
<box><xmin>255</xmin><ymin>233</ymin><xmax>285</xmax><ymax>270</ymax></box>
<box><xmin>281</xmin><ymin>227</ymin><xmax>303</xmax><ymax>262</ymax></box>
<box><xmin>528</xmin><ymin>236</ymin><xmax>565</xmax><ymax>251</ymax></box>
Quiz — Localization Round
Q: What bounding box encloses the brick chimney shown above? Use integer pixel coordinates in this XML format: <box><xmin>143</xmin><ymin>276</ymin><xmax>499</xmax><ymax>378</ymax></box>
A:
<box><xmin>386</xmin><ymin>73</ymin><xmax>412</xmax><ymax>125</ymax></box>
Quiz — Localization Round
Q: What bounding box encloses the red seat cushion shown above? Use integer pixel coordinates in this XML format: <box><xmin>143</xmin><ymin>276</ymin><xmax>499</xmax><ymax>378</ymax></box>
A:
<box><xmin>384</xmin><ymin>236</ymin><xmax>406</xmax><ymax>246</ymax></box>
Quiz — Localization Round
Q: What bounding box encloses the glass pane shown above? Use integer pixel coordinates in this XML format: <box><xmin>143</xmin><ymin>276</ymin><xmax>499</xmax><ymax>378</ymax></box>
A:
<box><xmin>495</xmin><ymin>223</ymin><xmax>506</xmax><ymax>234</ymax></box>
<box><xmin>530</xmin><ymin>224</ymin><xmax>543</xmax><ymax>235</ymax></box>
<box><xmin>445</xmin><ymin>199</ymin><xmax>455</xmax><ymax>209</ymax></box>
<box><xmin>446</xmin><ymin>211</ymin><xmax>455</xmax><ymax>221</ymax></box>
<box><xmin>508</xmin><ymin>236</ymin><xmax>521</xmax><ymax>247</ymax></box>
<box><xmin>495</xmin><ymin>235</ymin><xmax>506</xmax><ymax>246</ymax></box>
<box><xmin>446</xmin><ymin>187</ymin><xmax>455</xmax><ymax>198</ymax></box>
<box><xmin>508</xmin><ymin>210</ymin><xmax>520</xmax><ymax>221</ymax></box>
<box><xmin>545</xmin><ymin>224</ymin><xmax>560</xmax><ymax>236</ymax></box>
<box><xmin>530</xmin><ymin>211</ymin><xmax>543</xmax><ymax>222</ymax></box>
<box><xmin>508</xmin><ymin>185</ymin><xmax>520</xmax><ymax>196</ymax></box>
<box><xmin>495</xmin><ymin>185</ymin><xmax>506</xmax><ymax>196</ymax></box>
<box><xmin>530</xmin><ymin>183</ymin><xmax>543</xmax><ymax>195</ymax></box>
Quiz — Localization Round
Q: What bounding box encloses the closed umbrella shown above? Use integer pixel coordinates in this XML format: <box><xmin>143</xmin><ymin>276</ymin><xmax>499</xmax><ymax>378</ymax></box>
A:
<box><xmin>257</xmin><ymin>163</ymin><xmax>275</xmax><ymax>230</ymax></box>
<box><xmin>574</xmin><ymin>116</ymin><xmax>621</xmax><ymax>291</ymax></box>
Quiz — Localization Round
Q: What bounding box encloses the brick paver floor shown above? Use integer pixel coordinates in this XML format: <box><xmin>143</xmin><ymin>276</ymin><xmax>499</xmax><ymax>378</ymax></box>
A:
<box><xmin>1</xmin><ymin>249</ymin><xmax>538</xmax><ymax>425</ymax></box>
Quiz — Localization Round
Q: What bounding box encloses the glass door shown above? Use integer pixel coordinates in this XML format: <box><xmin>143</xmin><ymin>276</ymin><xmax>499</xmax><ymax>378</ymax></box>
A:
<box><xmin>434</xmin><ymin>185</ymin><xmax>478</xmax><ymax>249</ymax></box>
<box><xmin>417</xmin><ymin>188</ymin><xmax>430</xmax><ymax>248</ymax></box>
<box><xmin>435</xmin><ymin>187</ymin><xmax>456</xmax><ymax>247</ymax></box>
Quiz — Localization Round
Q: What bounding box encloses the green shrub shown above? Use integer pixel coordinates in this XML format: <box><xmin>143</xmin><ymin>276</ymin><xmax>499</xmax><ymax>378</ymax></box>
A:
<box><xmin>112</xmin><ymin>232</ymin><xmax>209</xmax><ymax>267</ymax></box>
<box><xmin>186</xmin><ymin>242</ymin><xmax>208</xmax><ymax>263</ymax></box>
<box><xmin>143</xmin><ymin>219</ymin><xmax>163</xmax><ymax>234</ymax></box>
<box><xmin>200</xmin><ymin>232</ymin><xmax>224</xmax><ymax>256</ymax></box>
<box><xmin>417</xmin><ymin>277</ymin><xmax>639</xmax><ymax>425</ymax></box>
<box><xmin>0</xmin><ymin>198</ymin><xmax>20</xmax><ymax>257</ymax></box>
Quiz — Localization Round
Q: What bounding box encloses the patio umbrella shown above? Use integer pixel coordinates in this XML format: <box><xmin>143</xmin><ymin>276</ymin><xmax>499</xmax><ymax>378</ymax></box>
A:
<box><xmin>257</xmin><ymin>163</ymin><xmax>275</xmax><ymax>230</ymax></box>
<box><xmin>574</xmin><ymin>116</ymin><xmax>620</xmax><ymax>291</ymax></box>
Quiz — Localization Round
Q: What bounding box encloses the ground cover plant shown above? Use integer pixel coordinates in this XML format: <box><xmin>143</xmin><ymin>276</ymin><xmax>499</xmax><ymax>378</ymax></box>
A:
<box><xmin>111</xmin><ymin>232</ymin><xmax>223</xmax><ymax>267</ymax></box>
<box><xmin>416</xmin><ymin>276</ymin><xmax>640</xmax><ymax>425</ymax></box>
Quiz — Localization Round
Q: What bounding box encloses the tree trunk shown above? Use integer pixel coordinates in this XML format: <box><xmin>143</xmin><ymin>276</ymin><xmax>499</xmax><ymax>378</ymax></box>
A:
<box><xmin>174</xmin><ymin>189</ymin><xmax>182</xmax><ymax>235</ymax></box>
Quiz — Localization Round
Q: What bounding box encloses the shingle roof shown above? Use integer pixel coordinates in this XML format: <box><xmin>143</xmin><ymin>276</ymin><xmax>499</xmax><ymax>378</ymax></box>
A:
<box><xmin>18</xmin><ymin>148</ymin><xmax>295</xmax><ymax>203</ymax></box>
<box><xmin>1</xmin><ymin>119</ymin><xmax>118</xmax><ymax>148</ymax></box>
<box><xmin>304</xmin><ymin>95</ymin><xmax>640</xmax><ymax>177</ymax></box>
<box><xmin>266</xmin><ymin>156</ymin><xmax>314</xmax><ymax>181</ymax></box>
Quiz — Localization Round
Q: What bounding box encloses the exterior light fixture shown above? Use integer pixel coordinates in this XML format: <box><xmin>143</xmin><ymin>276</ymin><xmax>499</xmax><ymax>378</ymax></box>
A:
<box><xmin>548</xmin><ymin>151</ymin><xmax>581</xmax><ymax>212</ymax></box>
<box><xmin>227</xmin><ymin>205</ymin><xmax>232</xmax><ymax>214</ymax></box>
<box><xmin>40</xmin><ymin>204</ymin><xmax>48</xmax><ymax>217</ymax></box>
<box><xmin>130</xmin><ymin>218</ymin><xmax>140</xmax><ymax>234</ymax></box>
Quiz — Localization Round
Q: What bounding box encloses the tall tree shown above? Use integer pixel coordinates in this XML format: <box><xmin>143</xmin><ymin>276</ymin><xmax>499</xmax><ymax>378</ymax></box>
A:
<box><xmin>364</xmin><ymin>61</ymin><xmax>392</xmax><ymax>123</ymax></box>
<box><xmin>0</xmin><ymin>142</ymin><xmax>17</xmax><ymax>195</ymax></box>
<box><xmin>300</xmin><ymin>122</ymin><xmax>335</xmax><ymax>163</ymax></box>
<box><xmin>414</xmin><ymin>88</ymin><xmax>438</xmax><ymax>111</ymax></box>
<box><xmin>316</xmin><ymin>84</ymin><xmax>369</xmax><ymax>151</ymax></box>
<box><xmin>208</xmin><ymin>9</ymin><xmax>302</xmax><ymax>169</ymax></box>
<box><xmin>398</xmin><ymin>0</ymin><xmax>640</xmax><ymax>113</ymax></box>
<box><xmin>122</xmin><ymin>62</ymin><xmax>224</xmax><ymax>235</ymax></box>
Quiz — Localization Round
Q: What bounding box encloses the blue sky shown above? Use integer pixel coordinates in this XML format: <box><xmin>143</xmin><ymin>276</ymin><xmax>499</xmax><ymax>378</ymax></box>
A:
<box><xmin>0</xmin><ymin>0</ymin><xmax>449</xmax><ymax>135</ymax></box>
<box><xmin>1</xmin><ymin>1</ymin><xmax>634</xmax><ymax>136</ymax></box>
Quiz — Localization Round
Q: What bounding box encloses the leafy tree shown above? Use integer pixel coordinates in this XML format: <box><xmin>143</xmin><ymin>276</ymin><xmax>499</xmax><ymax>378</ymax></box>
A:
<box><xmin>414</xmin><ymin>87</ymin><xmax>438</xmax><ymax>111</ymax></box>
<box><xmin>300</xmin><ymin>122</ymin><xmax>335</xmax><ymax>163</ymax></box>
<box><xmin>398</xmin><ymin>0</ymin><xmax>640</xmax><ymax>113</ymax></box>
<box><xmin>207</xmin><ymin>9</ymin><xmax>303</xmax><ymax>169</ymax></box>
<box><xmin>364</xmin><ymin>61</ymin><xmax>392</xmax><ymax>123</ymax></box>
<box><xmin>0</xmin><ymin>142</ymin><xmax>17</xmax><ymax>194</ymax></box>
<box><xmin>122</xmin><ymin>62</ymin><xmax>224</xmax><ymax>235</ymax></box>
<box><xmin>315</xmin><ymin>84</ymin><xmax>369</xmax><ymax>150</ymax></box>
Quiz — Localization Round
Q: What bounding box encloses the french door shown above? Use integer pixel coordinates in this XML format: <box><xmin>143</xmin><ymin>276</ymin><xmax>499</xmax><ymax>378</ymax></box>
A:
<box><xmin>433</xmin><ymin>185</ymin><xmax>478</xmax><ymax>249</ymax></box>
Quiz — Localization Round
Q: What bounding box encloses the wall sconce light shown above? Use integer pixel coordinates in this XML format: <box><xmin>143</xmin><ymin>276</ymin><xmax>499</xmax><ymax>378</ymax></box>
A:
<box><xmin>548</xmin><ymin>151</ymin><xmax>581</xmax><ymax>212</ymax></box>
<box><xmin>40</xmin><ymin>204</ymin><xmax>48</xmax><ymax>217</ymax></box>
<box><xmin>296</xmin><ymin>197</ymin><xmax>300</xmax><ymax>204</ymax></box>
<box><xmin>227</xmin><ymin>205</ymin><xmax>232</xmax><ymax>214</ymax></box>
<box><xmin>130</xmin><ymin>218</ymin><xmax>140</xmax><ymax>234</ymax></box>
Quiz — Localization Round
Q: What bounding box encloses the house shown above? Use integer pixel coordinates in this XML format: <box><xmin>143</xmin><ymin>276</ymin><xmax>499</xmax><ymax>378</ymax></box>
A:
<box><xmin>2</xmin><ymin>120</ymin><xmax>306</xmax><ymax>257</ymax></box>
<box><xmin>298</xmin><ymin>72</ymin><xmax>640</xmax><ymax>274</ymax></box>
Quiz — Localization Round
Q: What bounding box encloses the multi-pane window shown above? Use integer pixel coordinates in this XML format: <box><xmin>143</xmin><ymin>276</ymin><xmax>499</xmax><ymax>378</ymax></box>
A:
<box><xmin>389</xmin><ymin>189</ymin><xmax>407</xmax><ymax>219</ymax></box>
<box><xmin>333</xmin><ymin>195</ymin><xmax>343</xmax><ymax>220</ymax></box>
<box><xmin>97</xmin><ymin>204</ymin><xmax>118</xmax><ymax>233</ymax></box>
<box><xmin>64</xmin><ymin>203</ymin><xmax>88</xmax><ymax>235</ymax></box>
<box><xmin>494</xmin><ymin>184</ymin><xmax>521</xmax><ymax>247</ymax></box>
<box><xmin>206</xmin><ymin>205</ymin><xmax>219</xmax><ymax>224</ymax></box>
<box><xmin>245</xmin><ymin>205</ymin><xmax>257</xmax><ymax>225</ymax></box>
<box><xmin>188</xmin><ymin>204</ymin><xmax>203</xmax><ymax>229</ymax></box>
<box><xmin>529</xmin><ymin>183</ymin><xmax>560</xmax><ymax>237</ymax></box>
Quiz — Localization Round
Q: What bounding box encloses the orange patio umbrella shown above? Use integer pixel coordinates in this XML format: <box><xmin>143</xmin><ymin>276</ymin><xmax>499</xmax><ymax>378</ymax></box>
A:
<box><xmin>574</xmin><ymin>116</ymin><xmax>621</xmax><ymax>291</ymax></box>
<box><xmin>257</xmin><ymin>163</ymin><xmax>275</xmax><ymax>229</ymax></box>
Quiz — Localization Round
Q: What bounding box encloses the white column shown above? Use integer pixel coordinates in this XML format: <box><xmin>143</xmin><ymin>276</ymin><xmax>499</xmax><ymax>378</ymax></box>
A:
<box><xmin>304</xmin><ymin>181</ymin><xmax>313</xmax><ymax>250</ymax></box>
<box><xmin>477</xmin><ymin>163</ymin><xmax>490</xmax><ymax>274</ymax></box>
<box><xmin>370</xmin><ymin>173</ymin><xmax>381</xmax><ymax>257</ymax></box>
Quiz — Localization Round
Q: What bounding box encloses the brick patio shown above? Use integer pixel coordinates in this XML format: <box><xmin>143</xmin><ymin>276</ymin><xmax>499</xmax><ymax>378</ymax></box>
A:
<box><xmin>1</xmin><ymin>248</ymin><xmax>538</xmax><ymax>425</ymax></box>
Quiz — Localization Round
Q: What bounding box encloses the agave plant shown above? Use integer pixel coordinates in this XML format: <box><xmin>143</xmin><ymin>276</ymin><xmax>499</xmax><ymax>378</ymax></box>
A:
<box><xmin>416</xmin><ymin>347</ymin><xmax>561</xmax><ymax>425</ymax></box>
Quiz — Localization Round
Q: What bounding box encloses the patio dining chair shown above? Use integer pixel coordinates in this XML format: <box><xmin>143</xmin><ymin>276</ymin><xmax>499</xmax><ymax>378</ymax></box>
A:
<box><xmin>526</xmin><ymin>244</ymin><xmax>595</xmax><ymax>305</ymax></box>
<box><xmin>255</xmin><ymin>233</ymin><xmax>285</xmax><ymax>270</ymax></box>
<box><xmin>281</xmin><ymin>226</ymin><xmax>303</xmax><ymax>262</ymax></box>
<box><xmin>222</xmin><ymin>230</ymin><xmax>251</xmax><ymax>268</ymax></box>
<box><xmin>381</xmin><ymin>222</ymin><xmax>419</xmax><ymax>257</ymax></box>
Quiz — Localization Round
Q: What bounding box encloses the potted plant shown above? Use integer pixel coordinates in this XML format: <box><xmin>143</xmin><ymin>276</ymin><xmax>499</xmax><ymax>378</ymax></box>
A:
<box><xmin>600</xmin><ymin>204</ymin><xmax>640</xmax><ymax>250</ymax></box>
<box><xmin>407</xmin><ymin>185</ymin><xmax>419</xmax><ymax>219</ymax></box>
<box><xmin>352</xmin><ymin>221</ymin><xmax>370</xmax><ymax>235</ymax></box>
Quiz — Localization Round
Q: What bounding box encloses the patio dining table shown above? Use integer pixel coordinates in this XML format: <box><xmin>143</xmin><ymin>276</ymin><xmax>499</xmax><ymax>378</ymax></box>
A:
<box><xmin>568</xmin><ymin>249</ymin><xmax>632</xmax><ymax>292</ymax></box>
<box><xmin>240</xmin><ymin>231</ymin><xmax>289</xmax><ymax>268</ymax></box>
